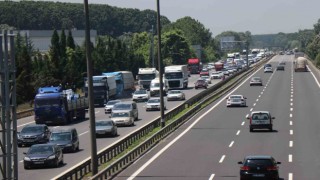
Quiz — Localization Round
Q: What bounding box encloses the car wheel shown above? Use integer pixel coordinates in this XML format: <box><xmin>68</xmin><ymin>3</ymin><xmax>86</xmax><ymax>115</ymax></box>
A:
<box><xmin>60</xmin><ymin>158</ymin><xmax>64</xmax><ymax>165</ymax></box>
<box><xmin>72</xmin><ymin>145</ymin><xmax>76</xmax><ymax>152</ymax></box>
<box><xmin>250</xmin><ymin>128</ymin><xmax>253</xmax><ymax>132</ymax></box>
<box><xmin>269</xmin><ymin>127</ymin><xmax>273</xmax><ymax>132</ymax></box>
<box><xmin>54</xmin><ymin>159</ymin><xmax>60</xmax><ymax>168</ymax></box>
<box><xmin>18</xmin><ymin>144</ymin><xmax>22</xmax><ymax>148</ymax></box>
<box><xmin>76</xmin><ymin>143</ymin><xmax>80</xmax><ymax>151</ymax></box>
<box><xmin>114</xmin><ymin>129</ymin><xmax>118</xmax><ymax>136</ymax></box>
<box><xmin>24</xmin><ymin>164</ymin><xmax>30</xmax><ymax>169</ymax></box>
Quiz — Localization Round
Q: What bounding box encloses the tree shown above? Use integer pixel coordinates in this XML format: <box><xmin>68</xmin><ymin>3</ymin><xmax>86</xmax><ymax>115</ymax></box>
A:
<box><xmin>49</xmin><ymin>29</ymin><xmax>60</xmax><ymax>71</ymax></box>
<box><xmin>67</xmin><ymin>29</ymin><xmax>75</xmax><ymax>49</ymax></box>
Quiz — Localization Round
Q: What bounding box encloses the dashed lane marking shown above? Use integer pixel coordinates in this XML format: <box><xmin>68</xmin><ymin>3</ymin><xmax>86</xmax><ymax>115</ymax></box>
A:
<box><xmin>289</xmin><ymin>154</ymin><xmax>293</xmax><ymax>162</ymax></box>
<box><xmin>250</xmin><ymin>108</ymin><xmax>253</xmax><ymax>111</ymax></box>
<box><xmin>253</xmin><ymin>103</ymin><xmax>256</xmax><ymax>106</ymax></box>
<box><xmin>289</xmin><ymin>173</ymin><xmax>293</xmax><ymax>180</ymax></box>
<box><xmin>209</xmin><ymin>174</ymin><xmax>215</xmax><ymax>180</ymax></box>
<box><xmin>241</xmin><ymin>121</ymin><xmax>245</xmax><ymax>126</ymax></box>
<box><xmin>290</xmin><ymin>114</ymin><xmax>293</xmax><ymax>118</ymax></box>
<box><xmin>290</xmin><ymin>130</ymin><xmax>293</xmax><ymax>135</ymax></box>
<box><xmin>236</xmin><ymin>130</ymin><xmax>240</xmax><ymax>135</ymax></box>
<box><xmin>229</xmin><ymin>141</ymin><xmax>234</xmax><ymax>147</ymax></box>
<box><xmin>219</xmin><ymin>155</ymin><xmax>226</xmax><ymax>163</ymax></box>
<box><xmin>289</xmin><ymin>141</ymin><xmax>293</xmax><ymax>147</ymax></box>
<box><xmin>290</xmin><ymin>121</ymin><xmax>293</xmax><ymax>125</ymax></box>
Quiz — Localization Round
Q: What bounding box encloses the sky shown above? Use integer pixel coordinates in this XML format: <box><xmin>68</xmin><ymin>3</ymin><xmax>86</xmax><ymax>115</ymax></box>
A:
<box><xmin>38</xmin><ymin>0</ymin><xmax>319</xmax><ymax>36</ymax></box>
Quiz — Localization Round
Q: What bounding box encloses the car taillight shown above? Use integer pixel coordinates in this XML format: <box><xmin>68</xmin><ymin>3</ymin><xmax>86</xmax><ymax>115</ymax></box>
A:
<box><xmin>267</xmin><ymin>166</ymin><xmax>278</xmax><ymax>171</ymax></box>
<box><xmin>240</xmin><ymin>166</ymin><xmax>250</xmax><ymax>170</ymax></box>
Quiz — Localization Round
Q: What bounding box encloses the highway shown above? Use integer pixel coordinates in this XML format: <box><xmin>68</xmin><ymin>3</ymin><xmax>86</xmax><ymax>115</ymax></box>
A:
<box><xmin>113</xmin><ymin>55</ymin><xmax>320</xmax><ymax>180</ymax></box>
<box><xmin>17</xmin><ymin>71</ymin><xmax>223</xmax><ymax>180</ymax></box>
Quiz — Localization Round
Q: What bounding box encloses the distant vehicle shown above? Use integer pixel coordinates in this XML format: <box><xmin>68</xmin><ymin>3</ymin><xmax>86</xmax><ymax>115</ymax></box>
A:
<box><xmin>132</xmin><ymin>89</ymin><xmax>150</xmax><ymax>102</ymax></box>
<box><xmin>276</xmin><ymin>65</ymin><xmax>285</xmax><ymax>71</ymax></box>
<box><xmin>279</xmin><ymin>62</ymin><xmax>286</xmax><ymax>65</ymax></box>
<box><xmin>226</xmin><ymin>95</ymin><xmax>247</xmax><ymax>107</ymax></box>
<box><xmin>211</xmin><ymin>71</ymin><xmax>223</xmax><ymax>79</ymax></box>
<box><xmin>164</xmin><ymin>65</ymin><xmax>189</xmax><ymax>89</ymax></box>
<box><xmin>167</xmin><ymin>90</ymin><xmax>186</xmax><ymax>101</ymax></box>
<box><xmin>294</xmin><ymin>57</ymin><xmax>308</xmax><ymax>72</ymax></box>
<box><xmin>200</xmin><ymin>69</ymin><xmax>210</xmax><ymax>77</ymax></box>
<box><xmin>145</xmin><ymin>97</ymin><xmax>166</xmax><ymax>111</ymax></box>
<box><xmin>102</xmin><ymin>71</ymin><xmax>135</xmax><ymax>96</ymax></box>
<box><xmin>238</xmin><ymin>155</ymin><xmax>281</xmax><ymax>180</ymax></box>
<box><xmin>264</xmin><ymin>67</ymin><xmax>273</xmax><ymax>73</ymax></box>
<box><xmin>264</xmin><ymin>63</ymin><xmax>272</xmax><ymax>69</ymax></box>
<box><xmin>201</xmin><ymin>75</ymin><xmax>212</xmax><ymax>84</ymax></box>
<box><xmin>112</xmin><ymin>101</ymin><xmax>138</xmax><ymax>121</ymax></box>
<box><xmin>104</xmin><ymin>100</ymin><xmax>121</xmax><ymax>114</ymax></box>
<box><xmin>247</xmin><ymin>111</ymin><xmax>275</xmax><ymax>132</ymax></box>
<box><xmin>250</xmin><ymin>77</ymin><xmax>263</xmax><ymax>86</ymax></box>
<box><xmin>194</xmin><ymin>79</ymin><xmax>208</xmax><ymax>89</ymax></box>
<box><xmin>17</xmin><ymin>124</ymin><xmax>50</xmax><ymax>147</ymax></box>
<box><xmin>23</xmin><ymin>144</ymin><xmax>63</xmax><ymax>169</ymax></box>
<box><xmin>221</xmin><ymin>68</ymin><xmax>230</xmax><ymax>76</ymax></box>
<box><xmin>188</xmin><ymin>58</ymin><xmax>202</xmax><ymax>74</ymax></box>
<box><xmin>279</xmin><ymin>51</ymin><xmax>284</xmax><ymax>55</ymax></box>
<box><xmin>49</xmin><ymin>127</ymin><xmax>79</xmax><ymax>153</ymax></box>
<box><xmin>214</xmin><ymin>62</ymin><xmax>224</xmax><ymax>71</ymax></box>
<box><xmin>95</xmin><ymin>120</ymin><xmax>118</xmax><ymax>137</ymax></box>
<box><xmin>150</xmin><ymin>78</ymin><xmax>168</xmax><ymax>96</ymax></box>
<box><xmin>110</xmin><ymin>110</ymin><xmax>135</xmax><ymax>126</ymax></box>
<box><xmin>137</xmin><ymin>68</ymin><xmax>159</xmax><ymax>90</ymax></box>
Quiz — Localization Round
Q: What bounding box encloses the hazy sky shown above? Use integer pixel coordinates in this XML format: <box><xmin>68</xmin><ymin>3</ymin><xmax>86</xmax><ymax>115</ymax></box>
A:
<box><xmin>43</xmin><ymin>0</ymin><xmax>319</xmax><ymax>36</ymax></box>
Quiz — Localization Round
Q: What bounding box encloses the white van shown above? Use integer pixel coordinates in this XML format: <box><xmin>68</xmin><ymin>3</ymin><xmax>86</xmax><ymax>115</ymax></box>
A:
<box><xmin>247</xmin><ymin>111</ymin><xmax>275</xmax><ymax>132</ymax></box>
<box><xmin>150</xmin><ymin>78</ymin><xmax>168</xmax><ymax>96</ymax></box>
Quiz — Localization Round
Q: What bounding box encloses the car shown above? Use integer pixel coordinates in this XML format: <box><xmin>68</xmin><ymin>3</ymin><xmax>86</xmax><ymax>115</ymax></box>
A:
<box><xmin>167</xmin><ymin>90</ymin><xmax>186</xmax><ymax>101</ymax></box>
<box><xmin>145</xmin><ymin>97</ymin><xmax>166</xmax><ymax>111</ymax></box>
<box><xmin>221</xmin><ymin>68</ymin><xmax>230</xmax><ymax>76</ymax></box>
<box><xmin>226</xmin><ymin>95</ymin><xmax>247</xmax><ymax>107</ymax></box>
<box><xmin>132</xmin><ymin>89</ymin><xmax>150</xmax><ymax>102</ymax></box>
<box><xmin>211</xmin><ymin>71</ymin><xmax>223</xmax><ymax>79</ymax></box>
<box><xmin>264</xmin><ymin>63</ymin><xmax>272</xmax><ymax>69</ymax></box>
<box><xmin>17</xmin><ymin>124</ymin><xmax>51</xmax><ymax>147</ymax></box>
<box><xmin>113</xmin><ymin>101</ymin><xmax>138</xmax><ymax>121</ymax></box>
<box><xmin>95</xmin><ymin>120</ymin><xmax>118</xmax><ymax>137</ymax></box>
<box><xmin>247</xmin><ymin>111</ymin><xmax>275</xmax><ymax>132</ymax></box>
<box><xmin>49</xmin><ymin>127</ymin><xmax>79</xmax><ymax>153</ymax></box>
<box><xmin>238</xmin><ymin>155</ymin><xmax>281</xmax><ymax>180</ymax></box>
<box><xmin>110</xmin><ymin>110</ymin><xmax>135</xmax><ymax>126</ymax></box>
<box><xmin>201</xmin><ymin>75</ymin><xmax>212</xmax><ymax>84</ymax></box>
<box><xmin>250</xmin><ymin>77</ymin><xmax>263</xmax><ymax>86</ymax></box>
<box><xmin>264</xmin><ymin>67</ymin><xmax>273</xmax><ymax>73</ymax></box>
<box><xmin>104</xmin><ymin>100</ymin><xmax>121</xmax><ymax>114</ymax></box>
<box><xmin>200</xmin><ymin>69</ymin><xmax>210</xmax><ymax>77</ymax></box>
<box><xmin>279</xmin><ymin>62</ymin><xmax>286</xmax><ymax>65</ymax></box>
<box><xmin>194</xmin><ymin>79</ymin><xmax>208</xmax><ymax>89</ymax></box>
<box><xmin>23</xmin><ymin>144</ymin><xmax>63</xmax><ymax>169</ymax></box>
<box><xmin>276</xmin><ymin>65</ymin><xmax>285</xmax><ymax>71</ymax></box>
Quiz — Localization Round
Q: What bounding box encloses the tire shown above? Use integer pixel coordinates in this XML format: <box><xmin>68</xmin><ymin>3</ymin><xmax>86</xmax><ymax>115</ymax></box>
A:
<box><xmin>55</xmin><ymin>159</ymin><xmax>60</xmax><ymax>168</ymax></box>
<box><xmin>250</xmin><ymin>128</ymin><xmax>253</xmax><ymax>132</ymax></box>
<box><xmin>18</xmin><ymin>144</ymin><xmax>22</xmax><ymax>148</ymax></box>
<box><xmin>24</xmin><ymin>165</ymin><xmax>30</xmax><ymax>170</ymax></box>
<box><xmin>270</xmin><ymin>127</ymin><xmax>273</xmax><ymax>132</ymax></box>
<box><xmin>76</xmin><ymin>144</ymin><xmax>80</xmax><ymax>151</ymax></box>
<box><xmin>60</xmin><ymin>158</ymin><xmax>64</xmax><ymax>165</ymax></box>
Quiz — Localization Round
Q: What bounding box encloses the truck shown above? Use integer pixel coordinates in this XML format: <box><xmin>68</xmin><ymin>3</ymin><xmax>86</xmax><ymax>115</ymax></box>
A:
<box><xmin>84</xmin><ymin>75</ymin><xmax>117</xmax><ymax>106</ymax></box>
<box><xmin>214</xmin><ymin>62</ymin><xmax>224</xmax><ymax>71</ymax></box>
<box><xmin>150</xmin><ymin>78</ymin><xmax>168</xmax><ymax>96</ymax></box>
<box><xmin>137</xmin><ymin>68</ymin><xmax>159</xmax><ymax>90</ymax></box>
<box><xmin>188</xmin><ymin>58</ymin><xmax>202</xmax><ymax>74</ymax></box>
<box><xmin>102</xmin><ymin>71</ymin><xmax>135</xmax><ymax>96</ymax></box>
<box><xmin>164</xmin><ymin>65</ymin><xmax>189</xmax><ymax>89</ymax></box>
<box><xmin>34</xmin><ymin>86</ymin><xmax>88</xmax><ymax>125</ymax></box>
<box><xmin>294</xmin><ymin>57</ymin><xmax>308</xmax><ymax>72</ymax></box>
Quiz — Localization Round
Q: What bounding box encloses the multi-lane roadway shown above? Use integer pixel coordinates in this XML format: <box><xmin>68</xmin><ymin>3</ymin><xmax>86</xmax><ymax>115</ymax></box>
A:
<box><xmin>17</xmin><ymin>70</ymin><xmax>223</xmax><ymax>180</ymax></box>
<box><xmin>113</xmin><ymin>55</ymin><xmax>320</xmax><ymax>180</ymax></box>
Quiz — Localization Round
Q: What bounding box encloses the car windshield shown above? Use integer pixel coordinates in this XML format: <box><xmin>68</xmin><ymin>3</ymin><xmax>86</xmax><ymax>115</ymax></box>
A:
<box><xmin>252</xmin><ymin>77</ymin><xmax>261</xmax><ymax>81</ymax></box>
<box><xmin>134</xmin><ymin>90</ymin><xmax>147</xmax><ymax>95</ymax></box>
<box><xmin>169</xmin><ymin>91</ymin><xmax>181</xmax><ymax>94</ymax></box>
<box><xmin>202</xmin><ymin>76</ymin><xmax>210</xmax><ymax>79</ymax></box>
<box><xmin>21</xmin><ymin>126</ymin><xmax>44</xmax><ymax>133</ymax></box>
<box><xmin>197</xmin><ymin>80</ymin><xmax>205</xmax><ymax>83</ymax></box>
<box><xmin>113</xmin><ymin>104</ymin><xmax>131</xmax><ymax>110</ymax></box>
<box><xmin>28</xmin><ymin>145</ymin><xmax>54</xmax><ymax>154</ymax></box>
<box><xmin>107</xmin><ymin>100</ymin><xmax>120</xmax><ymax>106</ymax></box>
<box><xmin>148</xmin><ymin>99</ymin><xmax>160</xmax><ymax>103</ymax></box>
<box><xmin>112</xmin><ymin>112</ymin><xmax>129</xmax><ymax>117</ymax></box>
<box><xmin>50</xmin><ymin>132</ymin><xmax>71</xmax><ymax>141</ymax></box>
<box><xmin>245</xmin><ymin>159</ymin><xmax>273</xmax><ymax>166</ymax></box>
<box><xmin>96</xmin><ymin>121</ymin><xmax>113</xmax><ymax>126</ymax></box>
<box><xmin>252</xmin><ymin>113</ymin><xmax>269</xmax><ymax>120</ymax></box>
<box><xmin>35</xmin><ymin>98</ymin><xmax>60</xmax><ymax>107</ymax></box>
<box><xmin>230</xmin><ymin>95</ymin><xmax>242</xmax><ymax>99</ymax></box>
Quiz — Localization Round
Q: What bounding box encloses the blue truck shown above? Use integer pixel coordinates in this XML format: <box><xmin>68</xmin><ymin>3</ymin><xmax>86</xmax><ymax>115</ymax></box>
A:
<box><xmin>34</xmin><ymin>86</ymin><xmax>88</xmax><ymax>125</ymax></box>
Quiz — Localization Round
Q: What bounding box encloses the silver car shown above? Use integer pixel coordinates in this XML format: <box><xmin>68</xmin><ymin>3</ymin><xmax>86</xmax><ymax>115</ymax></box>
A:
<box><xmin>146</xmin><ymin>97</ymin><xmax>166</xmax><ymax>111</ymax></box>
<box><xmin>250</xmin><ymin>77</ymin><xmax>263</xmax><ymax>86</ymax></box>
<box><xmin>104</xmin><ymin>100</ymin><xmax>121</xmax><ymax>114</ymax></box>
<box><xmin>226</xmin><ymin>95</ymin><xmax>247</xmax><ymax>107</ymax></box>
<box><xmin>95</xmin><ymin>120</ymin><xmax>118</xmax><ymax>137</ymax></box>
<box><xmin>132</xmin><ymin>89</ymin><xmax>150</xmax><ymax>102</ymax></box>
<box><xmin>110</xmin><ymin>110</ymin><xmax>135</xmax><ymax>126</ymax></box>
<box><xmin>264</xmin><ymin>67</ymin><xmax>273</xmax><ymax>73</ymax></box>
<box><xmin>167</xmin><ymin>90</ymin><xmax>186</xmax><ymax>101</ymax></box>
<box><xmin>201</xmin><ymin>76</ymin><xmax>212</xmax><ymax>84</ymax></box>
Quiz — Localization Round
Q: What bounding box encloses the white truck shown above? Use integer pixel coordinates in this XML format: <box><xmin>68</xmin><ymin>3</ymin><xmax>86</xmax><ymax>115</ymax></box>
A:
<box><xmin>150</xmin><ymin>78</ymin><xmax>168</xmax><ymax>97</ymax></box>
<box><xmin>137</xmin><ymin>68</ymin><xmax>159</xmax><ymax>90</ymax></box>
<box><xmin>164</xmin><ymin>65</ymin><xmax>189</xmax><ymax>89</ymax></box>
<box><xmin>294</xmin><ymin>57</ymin><xmax>308</xmax><ymax>72</ymax></box>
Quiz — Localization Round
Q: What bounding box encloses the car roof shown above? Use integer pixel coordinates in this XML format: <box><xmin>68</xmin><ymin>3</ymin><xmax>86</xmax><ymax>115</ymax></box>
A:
<box><xmin>245</xmin><ymin>155</ymin><xmax>273</xmax><ymax>160</ymax></box>
<box><xmin>251</xmin><ymin>111</ymin><xmax>270</xmax><ymax>114</ymax></box>
<box><xmin>230</xmin><ymin>95</ymin><xmax>243</xmax><ymax>97</ymax></box>
<box><xmin>112</xmin><ymin>109</ymin><xmax>131</xmax><ymax>113</ymax></box>
<box><xmin>115</xmin><ymin>101</ymin><xmax>135</xmax><ymax>104</ymax></box>
<box><xmin>24</xmin><ymin>124</ymin><xmax>47</xmax><ymax>128</ymax></box>
<box><xmin>51</xmin><ymin>127</ymin><xmax>76</xmax><ymax>133</ymax></box>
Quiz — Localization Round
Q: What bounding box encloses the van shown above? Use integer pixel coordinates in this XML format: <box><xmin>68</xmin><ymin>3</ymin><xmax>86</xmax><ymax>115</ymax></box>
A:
<box><xmin>112</xmin><ymin>101</ymin><xmax>138</xmax><ymax>121</ymax></box>
<box><xmin>247</xmin><ymin>111</ymin><xmax>275</xmax><ymax>132</ymax></box>
<box><xmin>49</xmin><ymin>127</ymin><xmax>79</xmax><ymax>152</ymax></box>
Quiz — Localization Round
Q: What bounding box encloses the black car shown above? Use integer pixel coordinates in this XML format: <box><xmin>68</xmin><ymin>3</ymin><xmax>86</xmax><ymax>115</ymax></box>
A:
<box><xmin>23</xmin><ymin>144</ymin><xmax>63</xmax><ymax>169</ymax></box>
<box><xmin>238</xmin><ymin>155</ymin><xmax>281</xmax><ymax>180</ymax></box>
<box><xmin>17</xmin><ymin>124</ymin><xmax>50</xmax><ymax>147</ymax></box>
<box><xmin>194</xmin><ymin>79</ymin><xmax>208</xmax><ymax>89</ymax></box>
<box><xmin>49</xmin><ymin>127</ymin><xmax>80</xmax><ymax>153</ymax></box>
<box><xmin>276</xmin><ymin>65</ymin><xmax>285</xmax><ymax>71</ymax></box>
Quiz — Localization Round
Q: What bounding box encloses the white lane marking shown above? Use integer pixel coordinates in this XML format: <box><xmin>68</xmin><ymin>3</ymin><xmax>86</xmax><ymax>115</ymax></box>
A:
<box><xmin>258</xmin><ymin>95</ymin><xmax>261</xmax><ymax>98</ymax></box>
<box><xmin>126</xmin><ymin>64</ymin><xmax>267</xmax><ymax>180</ymax></box>
<box><xmin>236</xmin><ymin>130</ymin><xmax>240</xmax><ymax>135</ymax></box>
<box><xmin>209</xmin><ymin>174</ymin><xmax>215</xmax><ymax>180</ymax></box>
<box><xmin>250</xmin><ymin>108</ymin><xmax>253</xmax><ymax>111</ymax></box>
<box><xmin>289</xmin><ymin>173</ymin><xmax>293</xmax><ymax>180</ymax></box>
<box><xmin>19</xmin><ymin>160</ymin><xmax>23</xmax><ymax>163</ymax></box>
<box><xmin>256</xmin><ymin>99</ymin><xmax>259</xmax><ymax>102</ymax></box>
<box><xmin>17</xmin><ymin>121</ymin><xmax>34</xmax><ymax>128</ymax></box>
<box><xmin>290</xmin><ymin>114</ymin><xmax>292</xmax><ymax>118</ymax></box>
<box><xmin>289</xmin><ymin>141</ymin><xmax>293</xmax><ymax>147</ymax></box>
<box><xmin>246</xmin><ymin>114</ymin><xmax>249</xmax><ymax>118</ymax></box>
<box><xmin>253</xmin><ymin>103</ymin><xmax>256</xmax><ymax>106</ymax></box>
<box><xmin>290</xmin><ymin>121</ymin><xmax>293</xmax><ymax>125</ymax></box>
<box><xmin>219</xmin><ymin>155</ymin><xmax>226</xmax><ymax>163</ymax></box>
<box><xmin>290</xmin><ymin>108</ymin><xmax>293</xmax><ymax>111</ymax></box>
<box><xmin>291</xmin><ymin>91</ymin><xmax>293</xmax><ymax>94</ymax></box>
<box><xmin>291</xmin><ymin>88</ymin><xmax>293</xmax><ymax>91</ymax></box>
<box><xmin>291</xmin><ymin>95</ymin><xmax>293</xmax><ymax>98</ymax></box>
<box><xmin>290</xmin><ymin>130</ymin><xmax>293</xmax><ymax>135</ymax></box>
<box><xmin>95</xmin><ymin>110</ymin><xmax>100</xmax><ymax>114</ymax></box>
<box><xmin>308</xmin><ymin>65</ymin><xmax>320</xmax><ymax>88</ymax></box>
<box><xmin>261</xmin><ymin>92</ymin><xmax>263</xmax><ymax>95</ymax></box>
<box><xmin>229</xmin><ymin>141</ymin><xmax>234</xmax><ymax>147</ymax></box>
<box><xmin>290</xmin><ymin>99</ymin><xmax>293</xmax><ymax>102</ymax></box>
<box><xmin>241</xmin><ymin>121</ymin><xmax>245</xmax><ymax>126</ymax></box>
<box><xmin>79</xmin><ymin>131</ymin><xmax>89</xmax><ymax>136</ymax></box>
<box><xmin>290</xmin><ymin>103</ymin><xmax>293</xmax><ymax>106</ymax></box>
<box><xmin>289</xmin><ymin>154</ymin><xmax>293</xmax><ymax>162</ymax></box>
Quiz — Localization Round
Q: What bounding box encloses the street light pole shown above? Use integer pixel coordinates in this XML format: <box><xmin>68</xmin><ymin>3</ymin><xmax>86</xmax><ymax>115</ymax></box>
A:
<box><xmin>156</xmin><ymin>0</ymin><xmax>165</xmax><ymax>128</ymax></box>
<box><xmin>150</xmin><ymin>25</ymin><xmax>155</xmax><ymax>68</ymax></box>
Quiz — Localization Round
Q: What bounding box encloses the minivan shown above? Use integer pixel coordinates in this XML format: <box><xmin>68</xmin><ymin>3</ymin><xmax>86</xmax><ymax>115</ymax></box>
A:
<box><xmin>112</xmin><ymin>101</ymin><xmax>138</xmax><ymax>121</ymax></box>
<box><xmin>49</xmin><ymin>127</ymin><xmax>79</xmax><ymax>152</ymax></box>
<box><xmin>247</xmin><ymin>111</ymin><xmax>275</xmax><ymax>132</ymax></box>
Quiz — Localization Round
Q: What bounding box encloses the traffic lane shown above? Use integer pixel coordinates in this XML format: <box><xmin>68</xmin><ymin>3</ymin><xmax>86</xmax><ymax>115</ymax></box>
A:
<box><xmin>291</xmin><ymin>70</ymin><xmax>320</xmax><ymax>179</ymax></box>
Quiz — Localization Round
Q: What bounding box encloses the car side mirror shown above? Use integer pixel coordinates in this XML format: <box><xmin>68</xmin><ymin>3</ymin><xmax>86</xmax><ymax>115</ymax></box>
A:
<box><xmin>238</xmin><ymin>161</ymin><xmax>243</xmax><ymax>164</ymax></box>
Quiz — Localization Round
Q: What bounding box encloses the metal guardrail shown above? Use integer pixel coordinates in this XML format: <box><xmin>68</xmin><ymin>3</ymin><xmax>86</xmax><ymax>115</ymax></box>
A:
<box><xmin>53</xmin><ymin>56</ymin><xmax>272</xmax><ymax>180</ymax></box>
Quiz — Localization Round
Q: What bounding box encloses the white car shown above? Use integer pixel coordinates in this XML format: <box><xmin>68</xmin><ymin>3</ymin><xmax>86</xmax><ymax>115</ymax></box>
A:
<box><xmin>104</xmin><ymin>100</ymin><xmax>121</xmax><ymax>114</ymax></box>
<box><xmin>145</xmin><ymin>97</ymin><xmax>166</xmax><ymax>111</ymax></box>
<box><xmin>201</xmin><ymin>76</ymin><xmax>212</xmax><ymax>84</ymax></box>
<box><xmin>167</xmin><ymin>90</ymin><xmax>185</xmax><ymax>101</ymax></box>
<box><xmin>132</xmin><ymin>89</ymin><xmax>150</xmax><ymax>102</ymax></box>
<box><xmin>264</xmin><ymin>67</ymin><xmax>273</xmax><ymax>73</ymax></box>
<box><xmin>211</xmin><ymin>71</ymin><xmax>223</xmax><ymax>79</ymax></box>
<box><xmin>226</xmin><ymin>95</ymin><xmax>247</xmax><ymax>107</ymax></box>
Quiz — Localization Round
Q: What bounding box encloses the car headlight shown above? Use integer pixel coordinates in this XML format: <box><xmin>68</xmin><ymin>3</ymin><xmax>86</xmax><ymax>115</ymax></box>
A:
<box><xmin>24</xmin><ymin>157</ymin><xmax>31</xmax><ymax>161</ymax></box>
<box><xmin>48</xmin><ymin>155</ymin><xmax>56</xmax><ymax>160</ymax></box>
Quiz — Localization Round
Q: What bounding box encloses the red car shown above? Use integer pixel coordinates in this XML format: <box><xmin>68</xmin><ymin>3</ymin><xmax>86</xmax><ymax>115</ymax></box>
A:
<box><xmin>194</xmin><ymin>79</ymin><xmax>208</xmax><ymax>89</ymax></box>
<box><xmin>200</xmin><ymin>70</ymin><xmax>209</xmax><ymax>77</ymax></box>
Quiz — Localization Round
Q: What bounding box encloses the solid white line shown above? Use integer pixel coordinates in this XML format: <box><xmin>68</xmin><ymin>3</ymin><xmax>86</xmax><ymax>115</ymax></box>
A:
<box><xmin>229</xmin><ymin>141</ymin><xmax>234</xmax><ymax>147</ymax></box>
<box><xmin>290</xmin><ymin>114</ymin><xmax>293</xmax><ymax>118</ymax></box>
<box><xmin>17</xmin><ymin>121</ymin><xmax>34</xmax><ymax>128</ymax></box>
<box><xmin>250</xmin><ymin>108</ymin><xmax>253</xmax><ymax>111</ymax></box>
<box><xmin>289</xmin><ymin>154</ymin><xmax>293</xmax><ymax>162</ymax></box>
<box><xmin>126</xmin><ymin>64</ymin><xmax>267</xmax><ymax>180</ymax></box>
<box><xmin>289</xmin><ymin>173</ymin><xmax>293</xmax><ymax>180</ymax></box>
<box><xmin>219</xmin><ymin>155</ymin><xmax>226</xmax><ymax>163</ymax></box>
<box><xmin>253</xmin><ymin>103</ymin><xmax>256</xmax><ymax>106</ymax></box>
<box><xmin>289</xmin><ymin>141</ymin><xmax>293</xmax><ymax>147</ymax></box>
<box><xmin>236</xmin><ymin>130</ymin><xmax>240</xmax><ymax>135</ymax></box>
<box><xmin>290</xmin><ymin>130</ymin><xmax>293</xmax><ymax>135</ymax></box>
<box><xmin>79</xmin><ymin>131</ymin><xmax>89</xmax><ymax>136</ymax></box>
<box><xmin>241</xmin><ymin>121</ymin><xmax>245</xmax><ymax>126</ymax></box>
<box><xmin>308</xmin><ymin>65</ymin><xmax>320</xmax><ymax>88</ymax></box>
<box><xmin>290</xmin><ymin>121</ymin><xmax>293</xmax><ymax>125</ymax></box>
<box><xmin>208</xmin><ymin>174</ymin><xmax>215</xmax><ymax>180</ymax></box>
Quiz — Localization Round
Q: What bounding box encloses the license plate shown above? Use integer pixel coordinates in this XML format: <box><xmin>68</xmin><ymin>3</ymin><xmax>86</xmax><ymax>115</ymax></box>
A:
<box><xmin>253</xmin><ymin>174</ymin><xmax>265</xmax><ymax>177</ymax></box>
<box><xmin>252</xmin><ymin>120</ymin><xmax>268</xmax><ymax>124</ymax></box>
<box><xmin>34</xmin><ymin>161</ymin><xmax>44</xmax><ymax>164</ymax></box>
